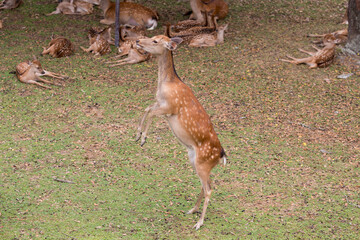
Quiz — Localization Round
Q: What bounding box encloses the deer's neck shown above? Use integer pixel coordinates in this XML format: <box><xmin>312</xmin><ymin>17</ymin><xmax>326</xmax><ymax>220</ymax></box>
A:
<box><xmin>157</xmin><ymin>50</ymin><xmax>178</xmax><ymax>86</ymax></box>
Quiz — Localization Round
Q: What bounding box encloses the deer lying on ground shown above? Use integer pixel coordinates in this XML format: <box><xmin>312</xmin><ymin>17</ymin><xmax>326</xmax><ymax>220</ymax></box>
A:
<box><xmin>120</xmin><ymin>25</ymin><xmax>147</xmax><ymax>41</ymax></box>
<box><xmin>107</xmin><ymin>43</ymin><xmax>150</xmax><ymax>66</ymax></box>
<box><xmin>167</xmin><ymin>15</ymin><xmax>218</xmax><ymax>43</ymax></box>
<box><xmin>135</xmin><ymin>35</ymin><xmax>226</xmax><ymax>230</ymax></box>
<box><xmin>0</xmin><ymin>0</ymin><xmax>22</xmax><ymax>10</ymax></box>
<box><xmin>41</xmin><ymin>36</ymin><xmax>74</xmax><ymax>58</ymax></box>
<box><xmin>173</xmin><ymin>11</ymin><xmax>209</xmax><ymax>32</ymax></box>
<box><xmin>189</xmin><ymin>23</ymin><xmax>228</xmax><ymax>47</ymax></box>
<box><xmin>99</xmin><ymin>0</ymin><xmax>159</xmax><ymax>30</ymax></box>
<box><xmin>280</xmin><ymin>41</ymin><xmax>336</xmax><ymax>69</ymax></box>
<box><xmin>308</xmin><ymin>28</ymin><xmax>348</xmax><ymax>46</ymax></box>
<box><xmin>47</xmin><ymin>0</ymin><xmax>93</xmax><ymax>16</ymax></box>
<box><xmin>188</xmin><ymin>0</ymin><xmax>228</xmax><ymax>22</ymax></box>
<box><xmin>81</xmin><ymin>27</ymin><xmax>111</xmax><ymax>56</ymax></box>
<box><xmin>12</xmin><ymin>56</ymin><xmax>68</xmax><ymax>89</ymax></box>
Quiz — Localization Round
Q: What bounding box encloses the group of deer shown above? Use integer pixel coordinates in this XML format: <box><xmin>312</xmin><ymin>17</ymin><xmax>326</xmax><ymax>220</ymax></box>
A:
<box><xmin>8</xmin><ymin>0</ymin><xmax>229</xmax><ymax>231</ymax></box>
<box><xmin>281</xmin><ymin>10</ymin><xmax>348</xmax><ymax>69</ymax></box>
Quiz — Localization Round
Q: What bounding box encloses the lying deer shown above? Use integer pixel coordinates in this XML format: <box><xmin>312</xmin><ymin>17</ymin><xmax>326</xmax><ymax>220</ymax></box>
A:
<box><xmin>0</xmin><ymin>0</ymin><xmax>22</xmax><ymax>10</ymax></box>
<box><xmin>12</xmin><ymin>56</ymin><xmax>68</xmax><ymax>89</ymax></box>
<box><xmin>189</xmin><ymin>23</ymin><xmax>228</xmax><ymax>47</ymax></box>
<box><xmin>99</xmin><ymin>0</ymin><xmax>159</xmax><ymax>30</ymax></box>
<box><xmin>107</xmin><ymin>43</ymin><xmax>150</xmax><ymax>66</ymax></box>
<box><xmin>120</xmin><ymin>25</ymin><xmax>147</xmax><ymax>41</ymax></box>
<box><xmin>188</xmin><ymin>0</ymin><xmax>228</xmax><ymax>22</ymax></box>
<box><xmin>280</xmin><ymin>41</ymin><xmax>336</xmax><ymax>69</ymax></box>
<box><xmin>41</xmin><ymin>36</ymin><xmax>74</xmax><ymax>58</ymax></box>
<box><xmin>81</xmin><ymin>27</ymin><xmax>111</xmax><ymax>56</ymax></box>
<box><xmin>173</xmin><ymin>11</ymin><xmax>209</xmax><ymax>32</ymax></box>
<box><xmin>167</xmin><ymin>15</ymin><xmax>218</xmax><ymax>43</ymax></box>
<box><xmin>308</xmin><ymin>28</ymin><xmax>348</xmax><ymax>46</ymax></box>
<box><xmin>47</xmin><ymin>0</ymin><xmax>93</xmax><ymax>16</ymax></box>
<box><xmin>135</xmin><ymin>35</ymin><xmax>226</xmax><ymax>230</ymax></box>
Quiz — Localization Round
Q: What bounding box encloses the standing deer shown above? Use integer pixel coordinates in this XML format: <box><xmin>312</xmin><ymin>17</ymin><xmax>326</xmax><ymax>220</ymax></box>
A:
<box><xmin>99</xmin><ymin>0</ymin><xmax>159</xmax><ymax>30</ymax></box>
<box><xmin>280</xmin><ymin>41</ymin><xmax>336</xmax><ymax>69</ymax></box>
<box><xmin>12</xmin><ymin>56</ymin><xmax>68</xmax><ymax>89</ymax></box>
<box><xmin>188</xmin><ymin>0</ymin><xmax>228</xmax><ymax>22</ymax></box>
<box><xmin>135</xmin><ymin>35</ymin><xmax>226</xmax><ymax>230</ymax></box>
<box><xmin>41</xmin><ymin>36</ymin><xmax>74</xmax><ymax>58</ymax></box>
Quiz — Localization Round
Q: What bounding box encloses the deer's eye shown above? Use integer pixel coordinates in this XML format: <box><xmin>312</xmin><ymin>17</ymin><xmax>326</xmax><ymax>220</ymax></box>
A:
<box><xmin>153</xmin><ymin>40</ymin><xmax>158</xmax><ymax>44</ymax></box>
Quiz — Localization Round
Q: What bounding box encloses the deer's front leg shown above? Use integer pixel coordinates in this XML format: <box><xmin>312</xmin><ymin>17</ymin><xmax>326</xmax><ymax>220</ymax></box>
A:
<box><xmin>137</xmin><ymin>102</ymin><xmax>170</xmax><ymax>146</ymax></box>
<box><xmin>136</xmin><ymin>103</ymin><xmax>156</xmax><ymax>142</ymax></box>
<box><xmin>43</xmin><ymin>70</ymin><xmax>68</xmax><ymax>79</ymax></box>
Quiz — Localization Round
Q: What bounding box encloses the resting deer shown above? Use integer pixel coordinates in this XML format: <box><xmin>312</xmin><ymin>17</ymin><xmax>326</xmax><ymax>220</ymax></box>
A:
<box><xmin>99</xmin><ymin>0</ymin><xmax>159</xmax><ymax>30</ymax></box>
<box><xmin>47</xmin><ymin>0</ymin><xmax>93</xmax><ymax>16</ymax></box>
<box><xmin>12</xmin><ymin>56</ymin><xmax>68</xmax><ymax>89</ymax></box>
<box><xmin>173</xmin><ymin>11</ymin><xmax>209</xmax><ymax>32</ymax></box>
<box><xmin>81</xmin><ymin>27</ymin><xmax>111</xmax><ymax>56</ymax></box>
<box><xmin>135</xmin><ymin>35</ymin><xmax>226</xmax><ymax>230</ymax></box>
<box><xmin>189</xmin><ymin>23</ymin><xmax>228</xmax><ymax>47</ymax></box>
<box><xmin>120</xmin><ymin>25</ymin><xmax>147</xmax><ymax>41</ymax></box>
<box><xmin>0</xmin><ymin>0</ymin><xmax>22</xmax><ymax>10</ymax></box>
<box><xmin>308</xmin><ymin>28</ymin><xmax>348</xmax><ymax>46</ymax></box>
<box><xmin>280</xmin><ymin>41</ymin><xmax>336</xmax><ymax>69</ymax></box>
<box><xmin>188</xmin><ymin>0</ymin><xmax>228</xmax><ymax>22</ymax></box>
<box><xmin>166</xmin><ymin>15</ymin><xmax>218</xmax><ymax>43</ymax></box>
<box><xmin>41</xmin><ymin>36</ymin><xmax>74</xmax><ymax>58</ymax></box>
<box><xmin>107</xmin><ymin>43</ymin><xmax>150</xmax><ymax>66</ymax></box>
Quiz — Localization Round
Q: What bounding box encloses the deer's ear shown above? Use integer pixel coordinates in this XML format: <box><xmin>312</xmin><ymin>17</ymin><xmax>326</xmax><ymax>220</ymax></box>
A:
<box><xmin>166</xmin><ymin>37</ymin><xmax>183</xmax><ymax>50</ymax></box>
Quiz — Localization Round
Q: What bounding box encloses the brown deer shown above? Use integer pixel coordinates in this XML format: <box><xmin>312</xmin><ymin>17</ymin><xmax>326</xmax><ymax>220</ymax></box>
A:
<box><xmin>120</xmin><ymin>25</ymin><xmax>147</xmax><ymax>41</ymax></box>
<box><xmin>12</xmin><ymin>56</ymin><xmax>68</xmax><ymax>89</ymax></box>
<box><xmin>189</xmin><ymin>23</ymin><xmax>228</xmax><ymax>47</ymax></box>
<box><xmin>0</xmin><ymin>0</ymin><xmax>22</xmax><ymax>10</ymax></box>
<box><xmin>47</xmin><ymin>0</ymin><xmax>93</xmax><ymax>16</ymax></box>
<box><xmin>41</xmin><ymin>36</ymin><xmax>74</xmax><ymax>58</ymax></box>
<box><xmin>81</xmin><ymin>27</ymin><xmax>111</xmax><ymax>56</ymax></box>
<box><xmin>308</xmin><ymin>28</ymin><xmax>348</xmax><ymax>46</ymax></box>
<box><xmin>99</xmin><ymin>0</ymin><xmax>159</xmax><ymax>30</ymax></box>
<box><xmin>173</xmin><ymin>11</ymin><xmax>209</xmax><ymax>32</ymax></box>
<box><xmin>166</xmin><ymin>15</ymin><xmax>218</xmax><ymax>43</ymax></box>
<box><xmin>107</xmin><ymin>43</ymin><xmax>150</xmax><ymax>66</ymax></box>
<box><xmin>280</xmin><ymin>41</ymin><xmax>336</xmax><ymax>69</ymax></box>
<box><xmin>135</xmin><ymin>35</ymin><xmax>226</xmax><ymax>230</ymax></box>
<box><xmin>188</xmin><ymin>0</ymin><xmax>228</xmax><ymax>22</ymax></box>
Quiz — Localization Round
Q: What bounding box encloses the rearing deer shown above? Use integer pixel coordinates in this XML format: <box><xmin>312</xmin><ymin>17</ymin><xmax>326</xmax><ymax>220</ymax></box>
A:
<box><xmin>135</xmin><ymin>35</ymin><xmax>226</xmax><ymax>230</ymax></box>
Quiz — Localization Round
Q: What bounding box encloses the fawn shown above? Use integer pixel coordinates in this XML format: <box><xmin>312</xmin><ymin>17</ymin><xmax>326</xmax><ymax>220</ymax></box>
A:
<box><xmin>189</xmin><ymin>23</ymin><xmax>228</xmax><ymax>47</ymax></box>
<box><xmin>107</xmin><ymin>43</ymin><xmax>150</xmax><ymax>66</ymax></box>
<box><xmin>166</xmin><ymin>15</ymin><xmax>218</xmax><ymax>43</ymax></box>
<box><xmin>0</xmin><ymin>0</ymin><xmax>22</xmax><ymax>10</ymax></box>
<box><xmin>99</xmin><ymin>0</ymin><xmax>159</xmax><ymax>30</ymax></box>
<box><xmin>41</xmin><ymin>36</ymin><xmax>74</xmax><ymax>58</ymax></box>
<box><xmin>81</xmin><ymin>27</ymin><xmax>111</xmax><ymax>56</ymax></box>
<box><xmin>280</xmin><ymin>41</ymin><xmax>336</xmax><ymax>69</ymax></box>
<box><xmin>47</xmin><ymin>0</ymin><xmax>93</xmax><ymax>16</ymax></box>
<box><xmin>135</xmin><ymin>35</ymin><xmax>226</xmax><ymax>230</ymax></box>
<box><xmin>308</xmin><ymin>28</ymin><xmax>348</xmax><ymax>46</ymax></box>
<box><xmin>188</xmin><ymin>0</ymin><xmax>228</xmax><ymax>22</ymax></box>
<box><xmin>13</xmin><ymin>56</ymin><xmax>68</xmax><ymax>89</ymax></box>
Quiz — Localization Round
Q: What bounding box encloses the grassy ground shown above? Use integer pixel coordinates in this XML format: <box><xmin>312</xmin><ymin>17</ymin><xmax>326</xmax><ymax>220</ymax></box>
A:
<box><xmin>0</xmin><ymin>0</ymin><xmax>359</xmax><ymax>239</ymax></box>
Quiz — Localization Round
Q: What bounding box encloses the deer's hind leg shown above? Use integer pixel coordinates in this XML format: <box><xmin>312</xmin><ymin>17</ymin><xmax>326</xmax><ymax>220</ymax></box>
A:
<box><xmin>25</xmin><ymin>80</ymin><xmax>52</xmax><ymax>89</ymax></box>
<box><xmin>298</xmin><ymin>48</ymin><xmax>316</xmax><ymax>56</ymax></box>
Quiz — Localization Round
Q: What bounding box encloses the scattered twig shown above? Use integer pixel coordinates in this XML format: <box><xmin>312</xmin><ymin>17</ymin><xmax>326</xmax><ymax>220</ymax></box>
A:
<box><xmin>53</xmin><ymin>178</ymin><xmax>75</xmax><ymax>184</ymax></box>
<box><xmin>343</xmin><ymin>191</ymin><xmax>360</xmax><ymax>208</ymax></box>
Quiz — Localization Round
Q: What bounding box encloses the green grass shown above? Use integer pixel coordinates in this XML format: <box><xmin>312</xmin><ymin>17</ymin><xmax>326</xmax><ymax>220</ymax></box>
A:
<box><xmin>0</xmin><ymin>0</ymin><xmax>359</xmax><ymax>239</ymax></box>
